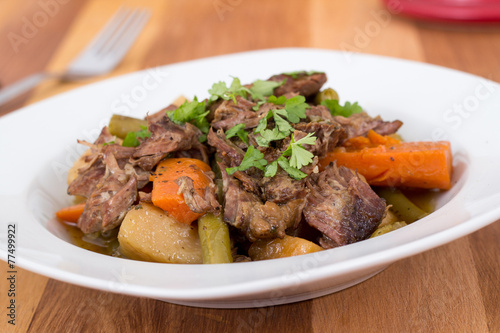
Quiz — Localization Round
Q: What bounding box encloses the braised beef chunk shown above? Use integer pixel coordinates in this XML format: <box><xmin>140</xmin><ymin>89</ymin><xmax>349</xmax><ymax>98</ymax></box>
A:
<box><xmin>293</xmin><ymin>122</ymin><xmax>345</xmax><ymax>158</ymax></box>
<box><xmin>68</xmin><ymin>127</ymin><xmax>136</xmax><ymax>197</ymax></box>
<box><xmin>175</xmin><ymin>175</ymin><xmax>221</xmax><ymax>215</ymax></box>
<box><xmin>211</xmin><ymin>96</ymin><xmax>259</xmax><ymax>130</ymax></box>
<box><xmin>132</xmin><ymin>116</ymin><xmax>207</xmax><ymax>170</ymax></box>
<box><xmin>78</xmin><ymin>151</ymin><xmax>138</xmax><ymax>234</ymax></box>
<box><xmin>303</xmin><ymin>163</ymin><xmax>386</xmax><ymax>246</ymax></box>
<box><xmin>334</xmin><ymin>112</ymin><xmax>403</xmax><ymax>141</ymax></box>
<box><xmin>305</xmin><ymin>104</ymin><xmax>336</xmax><ymax>123</ymax></box>
<box><xmin>260</xmin><ymin>170</ymin><xmax>308</xmax><ymax>204</ymax></box>
<box><xmin>220</xmin><ymin>164</ymin><xmax>305</xmax><ymax>242</ymax></box>
<box><xmin>68</xmin><ymin>161</ymin><xmax>106</xmax><ymax>198</ymax></box>
<box><xmin>269</xmin><ymin>72</ymin><xmax>327</xmax><ymax>97</ymax></box>
<box><xmin>207</xmin><ymin>128</ymin><xmax>245</xmax><ymax>167</ymax></box>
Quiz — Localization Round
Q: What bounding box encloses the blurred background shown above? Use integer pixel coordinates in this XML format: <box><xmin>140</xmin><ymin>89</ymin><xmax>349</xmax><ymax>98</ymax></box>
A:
<box><xmin>1</xmin><ymin>0</ymin><xmax>500</xmax><ymax>115</ymax></box>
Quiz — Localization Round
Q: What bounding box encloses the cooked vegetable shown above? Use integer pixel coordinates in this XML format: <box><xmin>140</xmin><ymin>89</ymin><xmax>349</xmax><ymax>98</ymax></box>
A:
<box><xmin>118</xmin><ymin>203</ymin><xmax>202</xmax><ymax>264</ymax></box>
<box><xmin>55</xmin><ymin>203</ymin><xmax>86</xmax><ymax>223</ymax></box>
<box><xmin>248</xmin><ymin>235</ymin><xmax>323</xmax><ymax>261</ymax></box>
<box><xmin>198</xmin><ymin>213</ymin><xmax>233</xmax><ymax>264</ymax></box>
<box><xmin>314</xmin><ymin>87</ymin><xmax>339</xmax><ymax>104</ymax></box>
<box><xmin>319</xmin><ymin>131</ymin><xmax>453</xmax><ymax>190</ymax></box>
<box><xmin>150</xmin><ymin>158</ymin><xmax>212</xmax><ymax>225</ymax></box>
<box><xmin>377</xmin><ymin>187</ymin><xmax>428</xmax><ymax>223</ymax></box>
<box><xmin>108</xmin><ymin>114</ymin><xmax>148</xmax><ymax>139</ymax></box>
<box><xmin>370</xmin><ymin>221</ymin><xmax>407</xmax><ymax>238</ymax></box>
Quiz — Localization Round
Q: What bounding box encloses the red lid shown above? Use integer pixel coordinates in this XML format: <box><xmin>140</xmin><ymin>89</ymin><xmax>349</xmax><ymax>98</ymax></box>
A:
<box><xmin>383</xmin><ymin>0</ymin><xmax>500</xmax><ymax>22</ymax></box>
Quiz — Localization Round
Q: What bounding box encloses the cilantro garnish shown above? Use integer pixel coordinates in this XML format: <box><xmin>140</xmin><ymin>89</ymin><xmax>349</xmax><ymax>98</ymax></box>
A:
<box><xmin>321</xmin><ymin>99</ymin><xmax>363</xmax><ymax>117</ymax></box>
<box><xmin>225</xmin><ymin>123</ymin><xmax>249</xmax><ymax>145</ymax></box>
<box><xmin>248</xmin><ymin>80</ymin><xmax>284</xmax><ymax>101</ymax></box>
<box><xmin>209</xmin><ymin>77</ymin><xmax>285</xmax><ymax>104</ymax></box>
<box><xmin>277</xmin><ymin>156</ymin><xmax>307</xmax><ymax>180</ymax></box>
<box><xmin>214</xmin><ymin>76</ymin><xmax>317</xmax><ymax>180</ymax></box>
<box><xmin>282</xmin><ymin>133</ymin><xmax>316</xmax><ymax>169</ymax></box>
<box><xmin>209</xmin><ymin>77</ymin><xmax>248</xmax><ymax>104</ymax></box>
<box><xmin>226</xmin><ymin>145</ymin><xmax>267</xmax><ymax>175</ymax></box>
<box><xmin>268</xmin><ymin>95</ymin><xmax>286</xmax><ymax>105</ymax></box>
<box><xmin>166</xmin><ymin>98</ymin><xmax>210</xmax><ymax>142</ymax></box>
<box><xmin>283</xmin><ymin>95</ymin><xmax>308</xmax><ymax>123</ymax></box>
<box><xmin>122</xmin><ymin>126</ymin><xmax>151</xmax><ymax>147</ymax></box>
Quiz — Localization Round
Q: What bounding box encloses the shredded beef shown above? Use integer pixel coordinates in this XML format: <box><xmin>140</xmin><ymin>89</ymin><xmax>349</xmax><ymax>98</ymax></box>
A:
<box><xmin>207</xmin><ymin>128</ymin><xmax>245</xmax><ymax>167</ymax></box>
<box><xmin>334</xmin><ymin>112</ymin><xmax>402</xmax><ymax>141</ymax></box>
<box><xmin>77</xmin><ymin>151</ymin><xmax>138</xmax><ymax>234</ymax></box>
<box><xmin>68</xmin><ymin>127</ymin><xmax>136</xmax><ymax>197</ymax></box>
<box><xmin>259</xmin><ymin>170</ymin><xmax>308</xmax><ymax>204</ymax></box>
<box><xmin>305</xmin><ymin>104</ymin><xmax>336</xmax><ymax>123</ymax></box>
<box><xmin>220</xmin><ymin>164</ymin><xmax>305</xmax><ymax>242</ymax></box>
<box><xmin>132</xmin><ymin>116</ymin><xmax>207</xmax><ymax>170</ymax></box>
<box><xmin>268</xmin><ymin>72</ymin><xmax>327</xmax><ymax>97</ymax></box>
<box><xmin>303</xmin><ymin>162</ymin><xmax>386</xmax><ymax>246</ymax></box>
<box><xmin>293</xmin><ymin>122</ymin><xmax>345</xmax><ymax>158</ymax></box>
<box><xmin>175</xmin><ymin>175</ymin><xmax>221</xmax><ymax>215</ymax></box>
<box><xmin>211</xmin><ymin>96</ymin><xmax>259</xmax><ymax>130</ymax></box>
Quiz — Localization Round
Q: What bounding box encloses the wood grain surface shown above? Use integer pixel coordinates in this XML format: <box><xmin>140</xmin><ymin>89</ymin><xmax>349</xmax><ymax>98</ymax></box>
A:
<box><xmin>1</xmin><ymin>0</ymin><xmax>499</xmax><ymax>332</ymax></box>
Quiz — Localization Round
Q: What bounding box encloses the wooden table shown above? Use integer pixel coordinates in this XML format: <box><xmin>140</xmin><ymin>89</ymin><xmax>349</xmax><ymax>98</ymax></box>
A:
<box><xmin>1</xmin><ymin>0</ymin><xmax>499</xmax><ymax>332</ymax></box>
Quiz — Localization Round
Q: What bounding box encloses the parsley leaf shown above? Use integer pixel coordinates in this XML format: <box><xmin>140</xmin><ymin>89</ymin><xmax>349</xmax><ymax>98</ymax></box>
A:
<box><xmin>208</xmin><ymin>77</ymin><xmax>248</xmax><ymax>104</ymax></box>
<box><xmin>273</xmin><ymin>112</ymin><xmax>293</xmax><ymax>136</ymax></box>
<box><xmin>225</xmin><ymin>124</ymin><xmax>249</xmax><ymax>145</ymax></box>
<box><xmin>166</xmin><ymin>98</ymin><xmax>210</xmax><ymax>142</ymax></box>
<box><xmin>255</xmin><ymin>128</ymin><xmax>287</xmax><ymax>147</ymax></box>
<box><xmin>268</xmin><ymin>95</ymin><xmax>286</xmax><ymax>105</ymax></box>
<box><xmin>321</xmin><ymin>99</ymin><xmax>363</xmax><ymax>117</ymax></box>
<box><xmin>264</xmin><ymin>160</ymin><xmax>278</xmax><ymax>177</ymax></box>
<box><xmin>282</xmin><ymin>133</ymin><xmax>316</xmax><ymax>169</ymax></box>
<box><xmin>277</xmin><ymin>156</ymin><xmax>307</xmax><ymax>180</ymax></box>
<box><xmin>122</xmin><ymin>126</ymin><xmax>151</xmax><ymax>147</ymax></box>
<box><xmin>226</xmin><ymin>145</ymin><xmax>267</xmax><ymax>175</ymax></box>
<box><xmin>254</xmin><ymin>110</ymin><xmax>291</xmax><ymax>147</ymax></box>
<box><xmin>284</xmin><ymin>95</ymin><xmax>309</xmax><ymax>123</ymax></box>
<box><xmin>248</xmin><ymin>80</ymin><xmax>284</xmax><ymax>101</ymax></box>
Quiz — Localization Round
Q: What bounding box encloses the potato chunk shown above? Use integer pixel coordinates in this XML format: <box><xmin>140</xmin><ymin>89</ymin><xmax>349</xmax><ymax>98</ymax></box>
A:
<box><xmin>118</xmin><ymin>203</ymin><xmax>202</xmax><ymax>264</ymax></box>
<box><xmin>248</xmin><ymin>235</ymin><xmax>323</xmax><ymax>261</ymax></box>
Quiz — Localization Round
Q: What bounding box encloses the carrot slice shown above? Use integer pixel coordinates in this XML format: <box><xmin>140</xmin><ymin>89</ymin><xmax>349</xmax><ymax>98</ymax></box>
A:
<box><xmin>55</xmin><ymin>203</ymin><xmax>86</xmax><ymax>223</ymax></box>
<box><xmin>150</xmin><ymin>158</ymin><xmax>212</xmax><ymax>224</ymax></box>
<box><xmin>319</xmin><ymin>131</ymin><xmax>453</xmax><ymax>190</ymax></box>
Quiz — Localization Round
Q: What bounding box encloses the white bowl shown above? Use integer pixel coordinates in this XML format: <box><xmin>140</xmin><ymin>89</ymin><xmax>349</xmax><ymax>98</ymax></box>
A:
<box><xmin>1</xmin><ymin>48</ymin><xmax>499</xmax><ymax>308</ymax></box>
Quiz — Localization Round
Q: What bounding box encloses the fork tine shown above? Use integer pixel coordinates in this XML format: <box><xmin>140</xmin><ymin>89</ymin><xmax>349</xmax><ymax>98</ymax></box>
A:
<box><xmin>98</xmin><ymin>8</ymin><xmax>151</xmax><ymax>58</ymax></box>
<box><xmin>81</xmin><ymin>7</ymin><xmax>133</xmax><ymax>55</ymax></box>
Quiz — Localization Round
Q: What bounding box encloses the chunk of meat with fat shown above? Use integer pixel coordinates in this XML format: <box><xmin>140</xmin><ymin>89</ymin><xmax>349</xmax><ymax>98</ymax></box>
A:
<box><xmin>132</xmin><ymin>116</ymin><xmax>207</xmax><ymax>170</ymax></box>
<box><xmin>77</xmin><ymin>150</ymin><xmax>138</xmax><ymax>234</ymax></box>
<box><xmin>303</xmin><ymin>163</ymin><xmax>387</xmax><ymax>246</ymax></box>
<box><xmin>268</xmin><ymin>72</ymin><xmax>327</xmax><ymax>98</ymax></box>
<box><xmin>220</xmin><ymin>163</ymin><xmax>306</xmax><ymax>242</ymax></box>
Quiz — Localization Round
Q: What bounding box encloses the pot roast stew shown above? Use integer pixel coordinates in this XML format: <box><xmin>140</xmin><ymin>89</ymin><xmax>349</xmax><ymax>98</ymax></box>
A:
<box><xmin>56</xmin><ymin>71</ymin><xmax>453</xmax><ymax>264</ymax></box>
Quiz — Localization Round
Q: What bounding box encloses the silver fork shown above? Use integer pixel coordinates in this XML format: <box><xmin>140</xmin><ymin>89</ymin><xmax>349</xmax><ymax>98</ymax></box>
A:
<box><xmin>0</xmin><ymin>7</ymin><xmax>151</xmax><ymax>106</ymax></box>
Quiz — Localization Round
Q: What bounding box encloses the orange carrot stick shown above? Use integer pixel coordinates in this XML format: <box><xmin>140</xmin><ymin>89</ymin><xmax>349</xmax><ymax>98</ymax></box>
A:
<box><xmin>55</xmin><ymin>203</ymin><xmax>86</xmax><ymax>223</ymax></box>
<box><xmin>319</xmin><ymin>131</ymin><xmax>453</xmax><ymax>190</ymax></box>
<box><xmin>150</xmin><ymin>158</ymin><xmax>212</xmax><ymax>224</ymax></box>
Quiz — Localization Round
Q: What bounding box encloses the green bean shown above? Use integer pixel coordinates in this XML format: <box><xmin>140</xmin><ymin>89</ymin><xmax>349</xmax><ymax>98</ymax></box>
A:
<box><xmin>108</xmin><ymin>114</ymin><xmax>148</xmax><ymax>139</ymax></box>
<box><xmin>377</xmin><ymin>187</ymin><xmax>428</xmax><ymax>223</ymax></box>
<box><xmin>198</xmin><ymin>213</ymin><xmax>233</xmax><ymax>264</ymax></box>
<box><xmin>314</xmin><ymin>88</ymin><xmax>339</xmax><ymax>105</ymax></box>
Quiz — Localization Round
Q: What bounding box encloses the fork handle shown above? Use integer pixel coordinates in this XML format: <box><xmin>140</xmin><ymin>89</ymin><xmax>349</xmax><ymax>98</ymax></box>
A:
<box><xmin>0</xmin><ymin>72</ymin><xmax>55</xmax><ymax>107</ymax></box>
